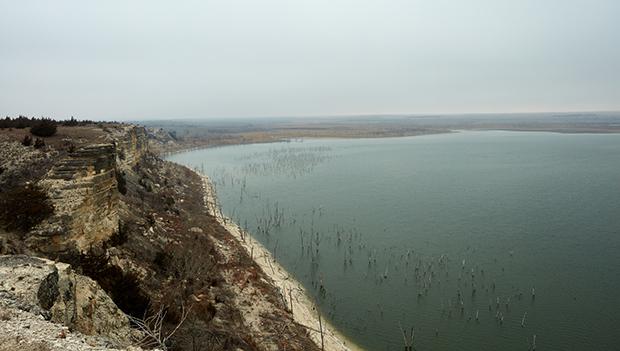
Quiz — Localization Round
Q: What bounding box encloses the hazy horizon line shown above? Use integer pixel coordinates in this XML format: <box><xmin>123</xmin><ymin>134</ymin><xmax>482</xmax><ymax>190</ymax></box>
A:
<box><xmin>4</xmin><ymin>109</ymin><xmax>620</xmax><ymax>122</ymax></box>
<box><xmin>129</xmin><ymin>109</ymin><xmax>620</xmax><ymax>122</ymax></box>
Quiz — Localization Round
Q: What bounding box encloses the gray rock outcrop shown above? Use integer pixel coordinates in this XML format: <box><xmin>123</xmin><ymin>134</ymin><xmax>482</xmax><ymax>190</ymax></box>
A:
<box><xmin>0</xmin><ymin>255</ymin><xmax>133</xmax><ymax>346</ymax></box>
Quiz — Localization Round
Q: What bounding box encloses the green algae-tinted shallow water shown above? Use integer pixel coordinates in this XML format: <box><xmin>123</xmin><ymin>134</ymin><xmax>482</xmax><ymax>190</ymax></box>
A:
<box><xmin>168</xmin><ymin>131</ymin><xmax>620</xmax><ymax>351</ymax></box>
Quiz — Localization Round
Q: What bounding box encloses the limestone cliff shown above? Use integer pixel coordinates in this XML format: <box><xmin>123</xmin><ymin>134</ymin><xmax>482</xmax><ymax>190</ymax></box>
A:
<box><xmin>31</xmin><ymin>126</ymin><xmax>148</xmax><ymax>253</ymax></box>
<box><xmin>1</xmin><ymin>123</ymin><xmax>320</xmax><ymax>351</ymax></box>
<box><xmin>108</xmin><ymin>125</ymin><xmax>149</xmax><ymax>169</ymax></box>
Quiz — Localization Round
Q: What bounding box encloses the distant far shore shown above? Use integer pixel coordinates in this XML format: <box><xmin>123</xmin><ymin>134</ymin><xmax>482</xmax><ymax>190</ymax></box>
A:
<box><xmin>141</xmin><ymin>112</ymin><xmax>620</xmax><ymax>154</ymax></box>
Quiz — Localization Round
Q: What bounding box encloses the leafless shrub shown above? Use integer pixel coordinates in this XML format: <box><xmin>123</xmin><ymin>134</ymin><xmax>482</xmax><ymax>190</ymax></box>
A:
<box><xmin>171</xmin><ymin>245</ymin><xmax>214</xmax><ymax>282</ymax></box>
<box><xmin>129</xmin><ymin>303</ymin><xmax>191</xmax><ymax>350</ymax></box>
<box><xmin>174</xmin><ymin>317</ymin><xmax>229</xmax><ymax>351</ymax></box>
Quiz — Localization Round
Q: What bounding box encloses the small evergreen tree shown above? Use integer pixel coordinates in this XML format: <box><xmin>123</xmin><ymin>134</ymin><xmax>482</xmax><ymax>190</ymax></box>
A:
<box><xmin>63</xmin><ymin>116</ymin><xmax>79</xmax><ymax>126</ymax></box>
<box><xmin>0</xmin><ymin>185</ymin><xmax>54</xmax><ymax>232</ymax></box>
<box><xmin>34</xmin><ymin>138</ymin><xmax>45</xmax><ymax>149</ymax></box>
<box><xmin>22</xmin><ymin>135</ymin><xmax>33</xmax><ymax>146</ymax></box>
<box><xmin>115</xmin><ymin>169</ymin><xmax>127</xmax><ymax>195</ymax></box>
<box><xmin>14</xmin><ymin>116</ymin><xmax>30</xmax><ymax>129</ymax></box>
<box><xmin>30</xmin><ymin>118</ymin><xmax>57</xmax><ymax>137</ymax></box>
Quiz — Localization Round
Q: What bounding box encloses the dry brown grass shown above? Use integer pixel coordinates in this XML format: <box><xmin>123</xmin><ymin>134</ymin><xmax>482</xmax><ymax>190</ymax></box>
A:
<box><xmin>0</xmin><ymin>337</ymin><xmax>52</xmax><ymax>351</ymax></box>
<box><xmin>0</xmin><ymin>306</ymin><xmax>13</xmax><ymax>321</ymax></box>
<box><xmin>0</xmin><ymin>125</ymin><xmax>106</xmax><ymax>149</ymax></box>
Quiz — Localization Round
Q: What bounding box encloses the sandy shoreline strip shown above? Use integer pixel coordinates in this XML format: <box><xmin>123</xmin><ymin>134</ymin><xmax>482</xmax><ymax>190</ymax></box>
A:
<box><xmin>201</xmin><ymin>175</ymin><xmax>363</xmax><ymax>351</ymax></box>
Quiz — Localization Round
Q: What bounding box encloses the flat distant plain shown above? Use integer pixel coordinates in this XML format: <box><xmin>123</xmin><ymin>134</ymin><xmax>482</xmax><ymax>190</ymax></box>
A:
<box><xmin>141</xmin><ymin>112</ymin><xmax>620</xmax><ymax>149</ymax></box>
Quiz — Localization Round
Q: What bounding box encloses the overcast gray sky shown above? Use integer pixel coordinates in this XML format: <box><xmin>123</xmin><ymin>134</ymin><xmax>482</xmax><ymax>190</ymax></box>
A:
<box><xmin>1</xmin><ymin>0</ymin><xmax>619</xmax><ymax>120</ymax></box>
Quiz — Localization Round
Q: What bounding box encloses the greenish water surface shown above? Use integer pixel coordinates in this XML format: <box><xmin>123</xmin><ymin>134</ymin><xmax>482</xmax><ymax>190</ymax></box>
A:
<box><xmin>168</xmin><ymin>131</ymin><xmax>620</xmax><ymax>350</ymax></box>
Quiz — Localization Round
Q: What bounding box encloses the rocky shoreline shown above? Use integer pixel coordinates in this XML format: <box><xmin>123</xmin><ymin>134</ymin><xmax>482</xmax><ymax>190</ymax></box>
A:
<box><xmin>200</xmin><ymin>174</ymin><xmax>362</xmax><ymax>351</ymax></box>
<box><xmin>0</xmin><ymin>122</ymin><xmax>335</xmax><ymax>350</ymax></box>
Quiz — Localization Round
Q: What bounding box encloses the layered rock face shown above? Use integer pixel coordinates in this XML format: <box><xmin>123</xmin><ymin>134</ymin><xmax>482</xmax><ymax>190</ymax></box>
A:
<box><xmin>0</xmin><ymin>255</ymin><xmax>133</xmax><ymax>346</ymax></box>
<box><xmin>112</xmin><ymin>126</ymin><xmax>148</xmax><ymax>168</ymax></box>
<box><xmin>31</xmin><ymin>126</ymin><xmax>148</xmax><ymax>253</ymax></box>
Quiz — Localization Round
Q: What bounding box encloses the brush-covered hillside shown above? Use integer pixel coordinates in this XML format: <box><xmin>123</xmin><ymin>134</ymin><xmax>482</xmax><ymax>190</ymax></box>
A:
<box><xmin>0</xmin><ymin>118</ymin><xmax>318</xmax><ymax>351</ymax></box>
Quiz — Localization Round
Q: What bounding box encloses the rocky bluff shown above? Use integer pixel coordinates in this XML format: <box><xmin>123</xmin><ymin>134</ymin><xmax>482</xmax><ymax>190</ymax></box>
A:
<box><xmin>33</xmin><ymin>126</ymin><xmax>148</xmax><ymax>253</ymax></box>
<box><xmin>1</xmin><ymin>122</ymin><xmax>322</xmax><ymax>351</ymax></box>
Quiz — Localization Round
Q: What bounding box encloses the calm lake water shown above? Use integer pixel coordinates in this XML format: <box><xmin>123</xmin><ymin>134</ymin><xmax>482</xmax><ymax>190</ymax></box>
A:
<box><xmin>168</xmin><ymin>131</ymin><xmax>620</xmax><ymax>351</ymax></box>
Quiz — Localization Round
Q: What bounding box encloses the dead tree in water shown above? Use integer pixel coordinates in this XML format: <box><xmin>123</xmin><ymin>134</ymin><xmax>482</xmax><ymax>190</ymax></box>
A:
<box><xmin>399</xmin><ymin>323</ymin><xmax>415</xmax><ymax>351</ymax></box>
<box><xmin>528</xmin><ymin>334</ymin><xmax>537</xmax><ymax>350</ymax></box>
<box><xmin>316</xmin><ymin>302</ymin><xmax>325</xmax><ymax>350</ymax></box>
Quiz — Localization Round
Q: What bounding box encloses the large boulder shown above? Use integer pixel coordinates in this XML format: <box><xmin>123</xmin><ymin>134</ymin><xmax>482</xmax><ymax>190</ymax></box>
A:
<box><xmin>0</xmin><ymin>255</ymin><xmax>133</xmax><ymax>346</ymax></box>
